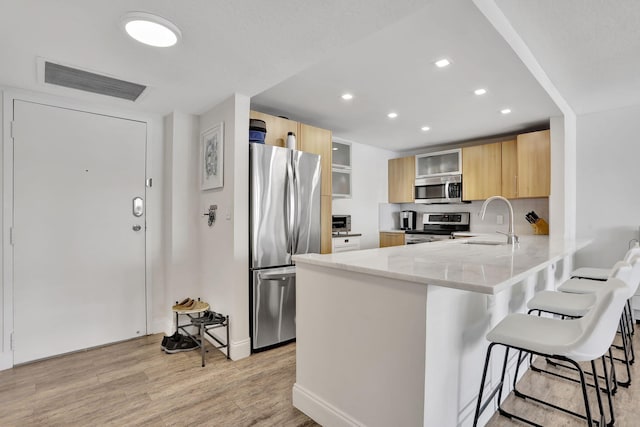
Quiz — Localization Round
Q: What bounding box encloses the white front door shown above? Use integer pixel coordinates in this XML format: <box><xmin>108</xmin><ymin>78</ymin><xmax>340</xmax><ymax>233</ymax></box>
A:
<box><xmin>12</xmin><ymin>100</ymin><xmax>147</xmax><ymax>364</ymax></box>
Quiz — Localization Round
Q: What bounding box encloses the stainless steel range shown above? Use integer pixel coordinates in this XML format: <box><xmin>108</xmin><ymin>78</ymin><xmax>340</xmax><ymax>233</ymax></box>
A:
<box><xmin>404</xmin><ymin>212</ymin><xmax>470</xmax><ymax>244</ymax></box>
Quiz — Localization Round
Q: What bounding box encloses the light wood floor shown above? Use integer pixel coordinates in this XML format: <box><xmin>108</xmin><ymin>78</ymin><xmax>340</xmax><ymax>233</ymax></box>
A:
<box><xmin>0</xmin><ymin>335</ymin><xmax>316</xmax><ymax>426</ymax></box>
<box><xmin>2</xmin><ymin>331</ymin><xmax>640</xmax><ymax>426</ymax></box>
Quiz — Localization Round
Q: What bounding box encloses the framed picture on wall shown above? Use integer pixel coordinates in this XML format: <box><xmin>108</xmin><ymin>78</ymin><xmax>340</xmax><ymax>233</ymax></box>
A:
<box><xmin>200</xmin><ymin>122</ymin><xmax>224</xmax><ymax>190</ymax></box>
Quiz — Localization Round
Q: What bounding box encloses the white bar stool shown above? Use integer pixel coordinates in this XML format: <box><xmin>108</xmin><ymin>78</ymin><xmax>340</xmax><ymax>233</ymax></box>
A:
<box><xmin>572</xmin><ymin>243</ymin><xmax>640</xmax><ymax>335</ymax></box>
<box><xmin>571</xmin><ymin>243</ymin><xmax>640</xmax><ymax>281</ymax></box>
<box><xmin>473</xmin><ymin>279</ymin><xmax>628</xmax><ymax>427</ymax></box>
<box><xmin>559</xmin><ymin>256</ymin><xmax>640</xmax><ymax>386</ymax></box>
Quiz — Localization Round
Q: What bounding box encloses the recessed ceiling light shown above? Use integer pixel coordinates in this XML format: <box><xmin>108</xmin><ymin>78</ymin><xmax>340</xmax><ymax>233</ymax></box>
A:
<box><xmin>435</xmin><ymin>58</ymin><xmax>450</xmax><ymax>68</ymax></box>
<box><xmin>387</xmin><ymin>112</ymin><xmax>398</xmax><ymax>119</ymax></box>
<box><xmin>332</xmin><ymin>147</ymin><xmax>339</xmax><ymax>151</ymax></box>
<box><xmin>341</xmin><ymin>93</ymin><xmax>353</xmax><ymax>100</ymax></box>
<box><xmin>122</xmin><ymin>12</ymin><xmax>181</xmax><ymax>47</ymax></box>
<box><xmin>474</xmin><ymin>88</ymin><xmax>487</xmax><ymax>96</ymax></box>
<box><xmin>501</xmin><ymin>108</ymin><xmax>512</xmax><ymax>115</ymax></box>
<box><xmin>421</xmin><ymin>126</ymin><xmax>430</xmax><ymax>131</ymax></box>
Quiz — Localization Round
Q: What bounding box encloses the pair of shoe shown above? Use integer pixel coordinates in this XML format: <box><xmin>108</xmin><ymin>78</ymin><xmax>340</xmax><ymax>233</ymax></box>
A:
<box><xmin>191</xmin><ymin>310</ymin><xmax>226</xmax><ymax>325</ymax></box>
<box><xmin>172</xmin><ymin>298</ymin><xmax>210</xmax><ymax>312</ymax></box>
<box><xmin>160</xmin><ymin>332</ymin><xmax>198</xmax><ymax>353</ymax></box>
<box><xmin>175</xmin><ymin>297</ymin><xmax>196</xmax><ymax>309</ymax></box>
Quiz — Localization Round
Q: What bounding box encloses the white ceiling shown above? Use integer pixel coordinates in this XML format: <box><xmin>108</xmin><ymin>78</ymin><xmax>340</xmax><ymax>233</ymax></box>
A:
<box><xmin>495</xmin><ymin>0</ymin><xmax>640</xmax><ymax>115</ymax></box>
<box><xmin>0</xmin><ymin>0</ymin><xmax>425</xmax><ymax>114</ymax></box>
<box><xmin>252</xmin><ymin>0</ymin><xmax>561</xmax><ymax>151</ymax></box>
<box><xmin>1</xmin><ymin>1</ymin><xmax>636</xmax><ymax>152</ymax></box>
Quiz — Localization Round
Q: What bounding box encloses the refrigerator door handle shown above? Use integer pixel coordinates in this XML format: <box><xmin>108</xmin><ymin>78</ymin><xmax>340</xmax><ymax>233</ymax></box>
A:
<box><xmin>258</xmin><ymin>271</ymin><xmax>296</xmax><ymax>281</ymax></box>
<box><xmin>292</xmin><ymin>166</ymin><xmax>299</xmax><ymax>254</ymax></box>
<box><xmin>277</xmin><ymin>284</ymin><xmax>285</xmax><ymax>342</ymax></box>
<box><xmin>286</xmin><ymin>159</ymin><xmax>295</xmax><ymax>256</ymax></box>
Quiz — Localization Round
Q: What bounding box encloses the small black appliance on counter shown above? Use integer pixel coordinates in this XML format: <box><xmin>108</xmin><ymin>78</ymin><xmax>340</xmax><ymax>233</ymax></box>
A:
<box><xmin>400</xmin><ymin>210</ymin><xmax>417</xmax><ymax>230</ymax></box>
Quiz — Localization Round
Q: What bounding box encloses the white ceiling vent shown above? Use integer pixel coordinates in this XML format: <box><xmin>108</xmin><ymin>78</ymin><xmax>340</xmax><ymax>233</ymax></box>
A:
<box><xmin>43</xmin><ymin>61</ymin><xmax>146</xmax><ymax>101</ymax></box>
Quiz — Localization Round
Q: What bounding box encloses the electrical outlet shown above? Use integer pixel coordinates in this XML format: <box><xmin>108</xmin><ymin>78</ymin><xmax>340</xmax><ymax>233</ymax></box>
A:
<box><xmin>496</xmin><ymin>214</ymin><xmax>504</xmax><ymax>225</ymax></box>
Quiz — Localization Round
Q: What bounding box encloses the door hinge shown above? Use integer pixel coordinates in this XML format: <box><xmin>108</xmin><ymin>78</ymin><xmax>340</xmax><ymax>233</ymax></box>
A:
<box><xmin>9</xmin><ymin>227</ymin><xmax>14</xmax><ymax>246</ymax></box>
<box><xmin>146</xmin><ymin>178</ymin><xmax>152</xmax><ymax>188</ymax></box>
<box><xmin>10</xmin><ymin>332</ymin><xmax>14</xmax><ymax>351</ymax></box>
<box><xmin>10</xmin><ymin>121</ymin><xmax>16</xmax><ymax>139</ymax></box>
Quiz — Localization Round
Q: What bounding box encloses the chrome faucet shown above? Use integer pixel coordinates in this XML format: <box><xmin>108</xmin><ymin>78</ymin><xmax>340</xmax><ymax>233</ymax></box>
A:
<box><xmin>480</xmin><ymin>196</ymin><xmax>519</xmax><ymax>244</ymax></box>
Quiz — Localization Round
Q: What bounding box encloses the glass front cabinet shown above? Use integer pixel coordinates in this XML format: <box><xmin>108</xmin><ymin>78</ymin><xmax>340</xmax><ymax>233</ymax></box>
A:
<box><xmin>332</xmin><ymin>140</ymin><xmax>352</xmax><ymax>198</ymax></box>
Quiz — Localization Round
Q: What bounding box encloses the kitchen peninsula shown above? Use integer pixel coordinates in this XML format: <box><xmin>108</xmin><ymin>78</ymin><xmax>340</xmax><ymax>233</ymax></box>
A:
<box><xmin>292</xmin><ymin>236</ymin><xmax>589</xmax><ymax>427</ymax></box>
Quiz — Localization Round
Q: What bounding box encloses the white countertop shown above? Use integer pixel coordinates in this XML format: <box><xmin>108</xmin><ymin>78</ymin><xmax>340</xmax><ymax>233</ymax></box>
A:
<box><xmin>379</xmin><ymin>229</ymin><xmax>405</xmax><ymax>234</ymax></box>
<box><xmin>293</xmin><ymin>235</ymin><xmax>590</xmax><ymax>295</ymax></box>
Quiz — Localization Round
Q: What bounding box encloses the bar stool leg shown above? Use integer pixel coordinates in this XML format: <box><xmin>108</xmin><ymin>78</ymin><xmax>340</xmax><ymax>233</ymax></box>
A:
<box><xmin>601</xmin><ymin>354</ymin><xmax>615</xmax><ymax>427</ymax></box>
<box><xmin>616</xmin><ymin>317</ymin><xmax>633</xmax><ymax>387</ymax></box>
<box><xmin>590</xmin><ymin>360</ymin><xmax>606</xmax><ymax>426</ymax></box>
<box><xmin>473</xmin><ymin>343</ymin><xmax>497</xmax><ymax>427</ymax></box>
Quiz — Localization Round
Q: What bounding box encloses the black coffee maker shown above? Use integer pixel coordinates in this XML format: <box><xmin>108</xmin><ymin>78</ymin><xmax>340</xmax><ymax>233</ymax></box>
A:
<box><xmin>400</xmin><ymin>210</ymin><xmax>417</xmax><ymax>230</ymax></box>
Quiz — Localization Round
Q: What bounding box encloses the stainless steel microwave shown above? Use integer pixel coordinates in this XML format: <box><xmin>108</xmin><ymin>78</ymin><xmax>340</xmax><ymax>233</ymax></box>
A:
<box><xmin>414</xmin><ymin>175</ymin><xmax>463</xmax><ymax>204</ymax></box>
<box><xmin>332</xmin><ymin>215</ymin><xmax>351</xmax><ymax>233</ymax></box>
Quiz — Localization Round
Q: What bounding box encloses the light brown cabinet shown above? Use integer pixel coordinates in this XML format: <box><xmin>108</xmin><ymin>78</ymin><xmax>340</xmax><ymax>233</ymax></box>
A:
<box><xmin>298</xmin><ymin>123</ymin><xmax>332</xmax><ymax>197</ymax></box>
<box><xmin>388</xmin><ymin>156</ymin><xmax>415</xmax><ymax>203</ymax></box>
<box><xmin>500</xmin><ymin>140</ymin><xmax>518</xmax><ymax>199</ymax></box>
<box><xmin>461</xmin><ymin>130</ymin><xmax>550</xmax><ymax>200</ymax></box>
<box><xmin>249</xmin><ymin>111</ymin><xmax>298</xmax><ymax>148</ymax></box>
<box><xmin>379</xmin><ymin>232</ymin><xmax>405</xmax><ymax>248</ymax></box>
<box><xmin>516</xmin><ymin>130</ymin><xmax>550</xmax><ymax>198</ymax></box>
<box><xmin>461</xmin><ymin>143</ymin><xmax>502</xmax><ymax>201</ymax></box>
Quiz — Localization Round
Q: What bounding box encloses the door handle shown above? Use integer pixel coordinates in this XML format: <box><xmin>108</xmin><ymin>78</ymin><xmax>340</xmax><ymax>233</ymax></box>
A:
<box><xmin>132</xmin><ymin>225</ymin><xmax>142</xmax><ymax>232</ymax></box>
<box><xmin>132</xmin><ymin>197</ymin><xmax>144</xmax><ymax>217</ymax></box>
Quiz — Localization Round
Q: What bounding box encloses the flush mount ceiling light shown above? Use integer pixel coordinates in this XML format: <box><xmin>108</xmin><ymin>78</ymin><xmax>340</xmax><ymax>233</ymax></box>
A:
<box><xmin>421</xmin><ymin>126</ymin><xmax>430</xmax><ymax>131</ymax></box>
<box><xmin>434</xmin><ymin>58</ymin><xmax>451</xmax><ymax>68</ymax></box>
<box><xmin>474</xmin><ymin>88</ymin><xmax>487</xmax><ymax>95</ymax></box>
<box><xmin>501</xmin><ymin>108</ymin><xmax>512</xmax><ymax>115</ymax></box>
<box><xmin>387</xmin><ymin>112</ymin><xmax>398</xmax><ymax>119</ymax></box>
<box><xmin>341</xmin><ymin>93</ymin><xmax>353</xmax><ymax>100</ymax></box>
<box><xmin>122</xmin><ymin>12</ymin><xmax>181</xmax><ymax>47</ymax></box>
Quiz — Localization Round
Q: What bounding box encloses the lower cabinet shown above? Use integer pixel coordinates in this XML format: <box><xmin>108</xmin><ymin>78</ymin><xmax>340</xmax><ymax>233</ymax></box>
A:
<box><xmin>379</xmin><ymin>232</ymin><xmax>405</xmax><ymax>248</ymax></box>
<box><xmin>332</xmin><ymin>235</ymin><xmax>361</xmax><ymax>253</ymax></box>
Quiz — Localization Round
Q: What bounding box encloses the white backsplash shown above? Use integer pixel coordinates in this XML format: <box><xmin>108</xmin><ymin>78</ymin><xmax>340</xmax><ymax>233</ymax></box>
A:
<box><xmin>379</xmin><ymin>198</ymin><xmax>549</xmax><ymax>235</ymax></box>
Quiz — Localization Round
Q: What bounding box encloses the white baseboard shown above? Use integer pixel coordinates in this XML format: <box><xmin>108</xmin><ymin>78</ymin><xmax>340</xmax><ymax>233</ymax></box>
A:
<box><xmin>292</xmin><ymin>383</ymin><xmax>361</xmax><ymax>427</ymax></box>
<box><xmin>229</xmin><ymin>337</ymin><xmax>250</xmax><ymax>360</ymax></box>
<box><xmin>202</xmin><ymin>332</ymin><xmax>250</xmax><ymax>361</ymax></box>
<box><xmin>0</xmin><ymin>351</ymin><xmax>13</xmax><ymax>371</ymax></box>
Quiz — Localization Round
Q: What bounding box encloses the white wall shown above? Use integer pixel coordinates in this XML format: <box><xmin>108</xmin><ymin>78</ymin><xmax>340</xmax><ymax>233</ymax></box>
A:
<box><xmin>160</xmin><ymin>112</ymin><xmax>201</xmax><ymax>332</ymax></box>
<box><xmin>575</xmin><ymin>104</ymin><xmax>640</xmax><ymax>268</ymax></box>
<box><xmin>331</xmin><ymin>139</ymin><xmax>395</xmax><ymax>249</ymax></box>
<box><xmin>198</xmin><ymin>94</ymin><xmax>251</xmax><ymax>360</ymax></box>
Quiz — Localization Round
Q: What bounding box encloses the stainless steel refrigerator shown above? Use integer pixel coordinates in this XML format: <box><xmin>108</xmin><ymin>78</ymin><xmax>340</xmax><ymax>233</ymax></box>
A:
<box><xmin>249</xmin><ymin>143</ymin><xmax>321</xmax><ymax>351</ymax></box>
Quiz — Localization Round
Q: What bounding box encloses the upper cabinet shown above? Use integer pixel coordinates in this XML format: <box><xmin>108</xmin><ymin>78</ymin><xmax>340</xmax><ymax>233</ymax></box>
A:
<box><xmin>415</xmin><ymin>149</ymin><xmax>462</xmax><ymax>178</ymax></box>
<box><xmin>462</xmin><ymin>143</ymin><xmax>502</xmax><ymax>201</ymax></box>
<box><xmin>460</xmin><ymin>129</ymin><xmax>550</xmax><ymax>200</ymax></box>
<box><xmin>332</xmin><ymin>140</ymin><xmax>352</xmax><ymax>198</ymax></box>
<box><xmin>516</xmin><ymin>130</ymin><xmax>550</xmax><ymax>198</ymax></box>
<box><xmin>332</xmin><ymin>140</ymin><xmax>351</xmax><ymax>169</ymax></box>
<box><xmin>388</xmin><ymin>156</ymin><xmax>415</xmax><ymax>203</ymax></box>
<box><xmin>299</xmin><ymin>123</ymin><xmax>332</xmax><ymax>197</ymax></box>
<box><xmin>249</xmin><ymin>111</ymin><xmax>297</xmax><ymax>147</ymax></box>
<box><xmin>500</xmin><ymin>140</ymin><xmax>518</xmax><ymax>199</ymax></box>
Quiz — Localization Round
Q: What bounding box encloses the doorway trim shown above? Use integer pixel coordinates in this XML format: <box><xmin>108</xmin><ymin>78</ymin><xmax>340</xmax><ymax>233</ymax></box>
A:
<box><xmin>1</xmin><ymin>87</ymin><xmax>159</xmax><ymax>369</ymax></box>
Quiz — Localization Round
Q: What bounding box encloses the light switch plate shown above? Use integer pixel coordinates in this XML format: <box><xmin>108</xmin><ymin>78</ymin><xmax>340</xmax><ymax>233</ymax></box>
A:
<box><xmin>496</xmin><ymin>214</ymin><xmax>504</xmax><ymax>225</ymax></box>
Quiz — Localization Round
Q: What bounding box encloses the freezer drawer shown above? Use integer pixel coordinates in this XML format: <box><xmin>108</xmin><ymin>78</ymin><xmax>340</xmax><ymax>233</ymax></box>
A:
<box><xmin>252</xmin><ymin>266</ymin><xmax>296</xmax><ymax>350</ymax></box>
